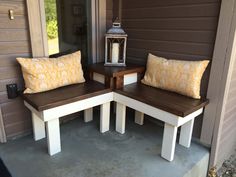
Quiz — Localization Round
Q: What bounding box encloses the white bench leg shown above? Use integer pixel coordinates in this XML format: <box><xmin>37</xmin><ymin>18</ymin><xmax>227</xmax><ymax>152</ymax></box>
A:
<box><xmin>135</xmin><ymin>111</ymin><xmax>144</xmax><ymax>125</ymax></box>
<box><xmin>179</xmin><ymin>118</ymin><xmax>195</xmax><ymax>148</ymax></box>
<box><xmin>161</xmin><ymin>123</ymin><xmax>178</xmax><ymax>161</ymax></box>
<box><xmin>32</xmin><ymin>112</ymin><xmax>45</xmax><ymax>141</ymax></box>
<box><xmin>100</xmin><ymin>102</ymin><xmax>110</xmax><ymax>133</ymax></box>
<box><xmin>84</xmin><ymin>108</ymin><xmax>93</xmax><ymax>122</ymax></box>
<box><xmin>116</xmin><ymin>102</ymin><xmax>126</xmax><ymax>134</ymax></box>
<box><xmin>46</xmin><ymin>118</ymin><xmax>61</xmax><ymax>156</ymax></box>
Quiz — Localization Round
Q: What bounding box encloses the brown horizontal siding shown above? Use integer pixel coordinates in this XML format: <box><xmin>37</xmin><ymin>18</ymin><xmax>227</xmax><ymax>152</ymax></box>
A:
<box><xmin>0</xmin><ymin>29</ymin><xmax>28</xmax><ymax>41</ymax></box>
<box><xmin>127</xmin><ymin>39</ymin><xmax>214</xmax><ymax>56</ymax></box>
<box><xmin>0</xmin><ymin>1</ymin><xmax>26</xmax><ymax>16</ymax></box>
<box><xmin>122</xmin><ymin>4</ymin><xmax>219</xmax><ymax>19</ymax></box>
<box><xmin>3</xmin><ymin>108</ymin><xmax>30</xmax><ymax>126</ymax></box>
<box><xmin>126</xmin><ymin>29</ymin><xmax>216</xmax><ymax>43</ymax></box>
<box><xmin>123</xmin><ymin>18</ymin><xmax>218</xmax><ymax>31</ymax></box>
<box><xmin>106</xmin><ymin>0</ymin><xmax>113</xmax><ymax>29</ymax></box>
<box><xmin>122</xmin><ymin>0</ymin><xmax>220</xmax><ymax>9</ymax></box>
<box><xmin>5</xmin><ymin>120</ymin><xmax>31</xmax><ymax>139</ymax></box>
<box><xmin>0</xmin><ymin>66</ymin><xmax>22</xmax><ymax>80</ymax></box>
<box><xmin>0</xmin><ymin>77</ymin><xmax>24</xmax><ymax>92</ymax></box>
<box><xmin>0</xmin><ymin>0</ymin><xmax>32</xmax><ymax>140</ymax></box>
<box><xmin>0</xmin><ymin>41</ymin><xmax>30</xmax><ymax>55</ymax></box>
<box><xmin>113</xmin><ymin>0</ymin><xmax>221</xmax><ymax>138</ymax></box>
<box><xmin>0</xmin><ymin>53</ymin><xmax>30</xmax><ymax>67</ymax></box>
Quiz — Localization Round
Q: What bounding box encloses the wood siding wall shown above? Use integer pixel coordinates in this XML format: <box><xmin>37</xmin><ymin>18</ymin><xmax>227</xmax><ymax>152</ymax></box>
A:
<box><xmin>0</xmin><ymin>0</ymin><xmax>32</xmax><ymax>139</ymax></box>
<box><xmin>113</xmin><ymin>0</ymin><xmax>221</xmax><ymax>137</ymax></box>
<box><xmin>106</xmin><ymin>0</ymin><xmax>113</xmax><ymax>30</ymax></box>
<box><xmin>217</xmin><ymin>61</ymin><xmax>236</xmax><ymax>166</ymax></box>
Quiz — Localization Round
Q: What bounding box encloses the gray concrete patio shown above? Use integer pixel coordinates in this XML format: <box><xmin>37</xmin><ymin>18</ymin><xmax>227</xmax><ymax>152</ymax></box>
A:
<box><xmin>0</xmin><ymin>111</ymin><xmax>209</xmax><ymax>177</ymax></box>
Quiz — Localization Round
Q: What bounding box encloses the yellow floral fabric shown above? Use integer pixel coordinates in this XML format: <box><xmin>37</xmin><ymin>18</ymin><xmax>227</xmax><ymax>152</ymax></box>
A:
<box><xmin>141</xmin><ymin>54</ymin><xmax>209</xmax><ymax>99</ymax></box>
<box><xmin>17</xmin><ymin>51</ymin><xmax>85</xmax><ymax>94</ymax></box>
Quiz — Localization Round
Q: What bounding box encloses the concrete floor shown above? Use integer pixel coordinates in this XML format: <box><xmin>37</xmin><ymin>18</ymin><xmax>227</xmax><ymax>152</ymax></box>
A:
<box><xmin>0</xmin><ymin>111</ymin><xmax>209</xmax><ymax>177</ymax></box>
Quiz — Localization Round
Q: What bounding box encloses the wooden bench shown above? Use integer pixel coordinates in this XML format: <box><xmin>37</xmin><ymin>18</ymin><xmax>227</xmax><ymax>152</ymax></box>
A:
<box><xmin>113</xmin><ymin>83</ymin><xmax>209</xmax><ymax>161</ymax></box>
<box><xmin>23</xmin><ymin>80</ymin><xmax>113</xmax><ymax>156</ymax></box>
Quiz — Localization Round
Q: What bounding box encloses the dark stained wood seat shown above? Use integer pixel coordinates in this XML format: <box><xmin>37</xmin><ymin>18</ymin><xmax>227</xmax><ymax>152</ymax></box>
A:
<box><xmin>115</xmin><ymin>83</ymin><xmax>209</xmax><ymax>117</ymax></box>
<box><xmin>22</xmin><ymin>80</ymin><xmax>112</xmax><ymax>111</ymax></box>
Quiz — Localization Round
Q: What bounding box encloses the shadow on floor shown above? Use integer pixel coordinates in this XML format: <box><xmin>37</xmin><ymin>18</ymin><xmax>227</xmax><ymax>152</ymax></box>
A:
<box><xmin>0</xmin><ymin>112</ymin><xmax>209</xmax><ymax>177</ymax></box>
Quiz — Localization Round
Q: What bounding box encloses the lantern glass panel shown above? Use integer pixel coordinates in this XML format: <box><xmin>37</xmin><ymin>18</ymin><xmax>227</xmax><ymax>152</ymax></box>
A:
<box><xmin>107</xmin><ymin>38</ymin><xmax>125</xmax><ymax>64</ymax></box>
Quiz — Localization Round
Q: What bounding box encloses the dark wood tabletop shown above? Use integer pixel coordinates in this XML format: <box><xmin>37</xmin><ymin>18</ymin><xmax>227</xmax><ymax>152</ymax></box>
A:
<box><xmin>115</xmin><ymin>83</ymin><xmax>209</xmax><ymax>117</ymax></box>
<box><xmin>89</xmin><ymin>62</ymin><xmax>145</xmax><ymax>77</ymax></box>
<box><xmin>23</xmin><ymin>80</ymin><xmax>112</xmax><ymax>111</ymax></box>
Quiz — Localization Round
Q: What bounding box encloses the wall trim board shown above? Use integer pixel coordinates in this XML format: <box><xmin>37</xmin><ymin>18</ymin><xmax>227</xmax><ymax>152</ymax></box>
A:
<box><xmin>91</xmin><ymin>0</ymin><xmax>106</xmax><ymax>63</ymax></box>
<box><xmin>0</xmin><ymin>107</ymin><xmax>7</xmax><ymax>143</ymax></box>
<box><xmin>210</xmin><ymin>0</ymin><xmax>236</xmax><ymax>167</ymax></box>
<box><xmin>26</xmin><ymin>0</ymin><xmax>48</xmax><ymax>57</ymax></box>
<box><xmin>200</xmin><ymin>0</ymin><xmax>234</xmax><ymax>144</ymax></box>
<box><xmin>200</xmin><ymin>0</ymin><xmax>236</xmax><ymax>167</ymax></box>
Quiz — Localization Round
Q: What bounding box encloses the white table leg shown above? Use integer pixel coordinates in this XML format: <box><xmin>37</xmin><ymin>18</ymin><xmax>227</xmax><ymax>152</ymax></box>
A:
<box><xmin>116</xmin><ymin>103</ymin><xmax>126</xmax><ymax>134</ymax></box>
<box><xmin>46</xmin><ymin>118</ymin><xmax>61</xmax><ymax>156</ymax></box>
<box><xmin>179</xmin><ymin>118</ymin><xmax>195</xmax><ymax>148</ymax></box>
<box><xmin>32</xmin><ymin>112</ymin><xmax>45</xmax><ymax>141</ymax></box>
<box><xmin>135</xmin><ymin>111</ymin><xmax>144</xmax><ymax>125</ymax></box>
<box><xmin>100</xmin><ymin>102</ymin><xmax>110</xmax><ymax>133</ymax></box>
<box><xmin>161</xmin><ymin>123</ymin><xmax>178</xmax><ymax>161</ymax></box>
<box><xmin>84</xmin><ymin>108</ymin><xmax>93</xmax><ymax>122</ymax></box>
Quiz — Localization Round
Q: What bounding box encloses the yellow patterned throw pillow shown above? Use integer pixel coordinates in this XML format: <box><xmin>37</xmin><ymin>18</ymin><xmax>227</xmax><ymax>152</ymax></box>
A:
<box><xmin>141</xmin><ymin>54</ymin><xmax>209</xmax><ymax>99</ymax></box>
<box><xmin>17</xmin><ymin>51</ymin><xmax>85</xmax><ymax>94</ymax></box>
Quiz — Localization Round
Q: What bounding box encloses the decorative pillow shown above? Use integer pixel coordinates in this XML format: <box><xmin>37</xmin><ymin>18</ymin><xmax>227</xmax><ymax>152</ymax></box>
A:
<box><xmin>141</xmin><ymin>53</ymin><xmax>209</xmax><ymax>99</ymax></box>
<box><xmin>17</xmin><ymin>51</ymin><xmax>85</xmax><ymax>94</ymax></box>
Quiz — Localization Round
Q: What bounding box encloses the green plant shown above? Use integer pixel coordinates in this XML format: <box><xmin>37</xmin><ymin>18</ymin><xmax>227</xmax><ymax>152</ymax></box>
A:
<box><xmin>44</xmin><ymin>0</ymin><xmax>58</xmax><ymax>39</ymax></box>
<box><xmin>47</xmin><ymin>20</ymin><xmax>58</xmax><ymax>39</ymax></box>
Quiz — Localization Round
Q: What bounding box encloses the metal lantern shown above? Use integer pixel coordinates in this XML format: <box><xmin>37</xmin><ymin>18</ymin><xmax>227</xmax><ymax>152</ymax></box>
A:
<box><xmin>104</xmin><ymin>21</ymin><xmax>127</xmax><ymax>66</ymax></box>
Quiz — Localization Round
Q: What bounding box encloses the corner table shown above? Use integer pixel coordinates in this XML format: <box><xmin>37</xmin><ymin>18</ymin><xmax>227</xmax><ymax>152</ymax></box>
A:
<box><xmin>88</xmin><ymin>62</ymin><xmax>146</xmax><ymax>125</ymax></box>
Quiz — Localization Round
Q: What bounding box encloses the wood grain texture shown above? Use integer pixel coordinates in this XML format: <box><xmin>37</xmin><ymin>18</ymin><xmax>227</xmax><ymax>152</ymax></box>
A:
<box><xmin>0</xmin><ymin>107</ymin><xmax>7</xmax><ymax>143</ymax></box>
<box><xmin>0</xmin><ymin>1</ymin><xmax>26</xmax><ymax>15</ymax></box>
<box><xmin>0</xmin><ymin>0</ymin><xmax>31</xmax><ymax>140</ymax></box>
<box><xmin>0</xmin><ymin>29</ymin><xmax>29</xmax><ymax>41</ymax></box>
<box><xmin>89</xmin><ymin>62</ymin><xmax>145</xmax><ymax>77</ymax></box>
<box><xmin>0</xmin><ymin>53</ymin><xmax>30</xmax><ymax>67</ymax></box>
<box><xmin>0</xmin><ymin>16</ymin><xmax>27</xmax><ymax>29</ymax></box>
<box><xmin>115</xmin><ymin>0</ymin><xmax>220</xmax><ymax>101</ymax></box>
<box><xmin>122</xmin><ymin>0</ymin><xmax>220</xmax><ymax>9</ymax></box>
<box><xmin>22</xmin><ymin>81</ymin><xmax>112</xmax><ymax>111</ymax></box>
<box><xmin>0</xmin><ymin>41</ymin><xmax>30</xmax><ymax>55</ymax></box>
<box><xmin>115</xmin><ymin>83</ymin><xmax>209</xmax><ymax>117</ymax></box>
<box><xmin>0</xmin><ymin>66</ymin><xmax>22</xmax><ymax>80</ymax></box>
<box><xmin>106</xmin><ymin>0</ymin><xmax>113</xmax><ymax>29</ymax></box>
<box><xmin>0</xmin><ymin>77</ymin><xmax>24</xmax><ymax>92</ymax></box>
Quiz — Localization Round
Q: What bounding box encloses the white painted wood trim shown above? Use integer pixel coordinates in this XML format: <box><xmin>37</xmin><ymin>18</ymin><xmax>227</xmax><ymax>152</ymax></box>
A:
<box><xmin>32</xmin><ymin>112</ymin><xmax>46</xmax><ymax>141</ymax></box>
<box><xmin>91</xmin><ymin>0</ymin><xmax>106</xmax><ymax>63</ymax></box>
<box><xmin>114</xmin><ymin>92</ymin><xmax>178</xmax><ymax>126</ymax></box>
<box><xmin>208</xmin><ymin>0</ymin><xmax>236</xmax><ymax>167</ymax></box>
<box><xmin>116</xmin><ymin>102</ymin><xmax>126</xmax><ymax>134</ymax></box>
<box><xmin>123</xmin><ymin>73</ymin><xmax>138</xmax><ymax>85</ymax></box>
<box><xmin>134</xmin><ymin>111</ymin><xmax>144</xmax><ymax>125</ymax></box>
<box><xmin>26</xmin><ymin>0</ymin><xmax>48</xmax><ymax>57</ymax></box>
<box><xmin>161</xmin><ymin>123</ymin><xmax>178</xmax><ymax>162</ymax></box>
<box><xmin>84</xmin><ymin>108</ymin><xmax>93</xmax><ymax>122</ymax></box>
<box><xmin>179</xmin><ymin>118</ymin><xmax>195</xmax><ymax>148</ymax></box>
<box><xmin>93</xmin><ymin>72</ymin><xmax>105</xmax><ymax>84</ymax></box>
<box><xmin>0</xmin><ymin>107</ymin><xmax>6</xmax><ymax>143</ymax></box>
<box><xmin>201</xmin><ymin>0</ymin><xmax>236</xmax><ymax>145</ymax></box>
<box><xmin>46</xmin><ymin>118</ymin><xmax>61</xmax><ymax>156</ymax></box>
<box><xmin>100</xmin><ymin>102</ymin><xmax>111</xmax><ymax>133</ymax></box>
<box><xmin>42</xmin><ymin>93</ymin><xmax>113</xmax><ymax>121</ymax></box>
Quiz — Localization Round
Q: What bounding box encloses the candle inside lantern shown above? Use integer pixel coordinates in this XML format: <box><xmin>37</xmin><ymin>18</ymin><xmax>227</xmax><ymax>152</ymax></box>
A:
<box><xmin>112</xmin><ymin>43</ymin><xmax>120</xmax><ymax>63</ymax></box>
